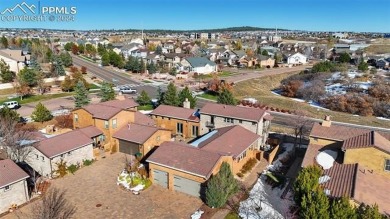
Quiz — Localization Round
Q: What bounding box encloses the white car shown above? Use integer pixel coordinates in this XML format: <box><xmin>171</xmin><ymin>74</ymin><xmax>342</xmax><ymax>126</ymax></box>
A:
<box><xmin>119</xmin><ymin>87</ymin><xmax>137</xmax><ymax>94</ymax></box>
<box><xmin>0</xmin><ymin>101</ymin><xmax>20</xmax><ymax>109</ymax></box>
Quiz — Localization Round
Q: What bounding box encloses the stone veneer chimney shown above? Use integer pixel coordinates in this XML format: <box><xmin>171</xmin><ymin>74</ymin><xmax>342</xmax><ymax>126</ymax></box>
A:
<box><xmin>183</xmin><ymin>98</ymin><xmax>190</xmax><ymax>109</ymax></box>
<box><xmin>321</xmin><ymin>115</ymin><xmax>332</xmax><ymax>127</ymax></box>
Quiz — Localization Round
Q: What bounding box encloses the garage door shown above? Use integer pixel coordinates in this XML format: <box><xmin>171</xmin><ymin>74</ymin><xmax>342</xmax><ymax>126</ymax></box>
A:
<box><xmin>173</xmin><ymin>175</ymin><xmax>201</xmax><ymax>197</ymax></box>
<box><xmin>153</xmin><ymin>169</ymin><xmax>168</xmax><ymax>188</ymax></box>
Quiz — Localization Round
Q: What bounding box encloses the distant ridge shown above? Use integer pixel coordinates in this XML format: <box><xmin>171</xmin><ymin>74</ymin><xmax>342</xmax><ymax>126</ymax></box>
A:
<box><xmin>0</xmin><ymin>26</ymin><xmax>287</xmax><ymax>33</ymax></box>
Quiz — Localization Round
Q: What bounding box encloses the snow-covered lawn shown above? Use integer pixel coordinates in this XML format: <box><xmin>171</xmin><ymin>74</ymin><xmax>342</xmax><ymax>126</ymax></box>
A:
<box><xmin>239</xmin><ymin>143</ymin><xmax>295</xmax><ymax>219</ymax></box>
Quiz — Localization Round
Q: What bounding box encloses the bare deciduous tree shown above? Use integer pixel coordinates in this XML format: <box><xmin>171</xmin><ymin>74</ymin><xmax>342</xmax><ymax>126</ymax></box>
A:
<box><xmin>290</xmin><ymin>111</ymin><xmax>311</xmax><ymax>151</ymax></box>
<box><xmin>31</xmin><ymin>187</ymin><xmax>76</xmax><ymax>219</ymax></box>
<box><xmin>0</xmin><ymin>117</ymin><xmax>35</xmax><ymax>163</ymax></box>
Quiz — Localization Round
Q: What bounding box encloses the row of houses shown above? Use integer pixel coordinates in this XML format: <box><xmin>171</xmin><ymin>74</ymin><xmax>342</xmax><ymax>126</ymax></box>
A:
<box><xmin>0</xmin><ymin>97</ymin><xmax>274</xmax><ymax>212</ymax></box>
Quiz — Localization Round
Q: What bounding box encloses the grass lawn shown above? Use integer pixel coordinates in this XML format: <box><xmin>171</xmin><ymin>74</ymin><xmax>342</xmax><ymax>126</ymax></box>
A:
<box><xmin>142</xmin><ymin>80</ymin><xmax>153</xmax><ymax>83</ymax></box>
<box><xmin>138</xmin><ymin>104</ymin><xmax>153</xmax><ymax>110</ymax></box>
<box><xmin>0</xmin><ymin>92</ymin><xmax>74</xmax><ymax>105</ymax></box>
<box><xmin>219</xmin><ymin>71</ymin><xmax>236</xmax><ymax>77</ymax></box>
<box><xmin>88</xmin><ymin>83</ymin><xmax>101</xmax><ymax>90</ymax></box>
<box><xmin>79</xmin><ymin>55</ymin><xmax>96</xmax><ymax>63</ymax></box>
<box><xmin>233</xmin><ymin>72</ymin><xmax>390</xmax><ymax>129</ymax></box>
<box><xmin>198</xmin><ymin>93</ymin><xmax>218</xmax><ymax>101</ymax></box>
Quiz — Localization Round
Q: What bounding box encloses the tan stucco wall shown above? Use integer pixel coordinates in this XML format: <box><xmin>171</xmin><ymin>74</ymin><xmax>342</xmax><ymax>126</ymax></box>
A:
<box><xmin>141</xmin><ymin>130</ymin><xmax>171</xmax><ymax>157</ymax></box>
<box><xmin>231</xmin><ymin>148</ymin><xmax>257</xmax><ymax>174</ymax></box>
<box><xmin>72</xmin><ymin>109</ymin><xmax>94</xmax><ymax>129</ymax></box>
<box><xmin>344</xmin><ymin>148</ymin><xmax>390</xmax><ymax>179</ymax></box>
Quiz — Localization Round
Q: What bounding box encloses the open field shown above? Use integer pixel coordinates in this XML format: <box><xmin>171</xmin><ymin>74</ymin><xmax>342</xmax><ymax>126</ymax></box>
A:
<box><xmin>233</xmin><ymin>72</ymin><xmax>390</xmax><ymax>129</ymax></box>
<box><xmin>365</xmin><ymin>44</ymin><xmax>390</xmax><ymax>54</ymax></box>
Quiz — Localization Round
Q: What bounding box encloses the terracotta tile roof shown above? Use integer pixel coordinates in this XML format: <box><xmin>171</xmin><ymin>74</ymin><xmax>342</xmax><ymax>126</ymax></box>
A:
<box><xmin>200</xmin><ymin>103</ymin><xmax>266</xmax><ymax>122</ymax></box>
<box><xmin>301</xmin><ymin>144</ymin><xmax>324</xmax><ymax>167</ymax></box>
<box><xmin>322</xmin><ymin>163</ymin><xmax>358</xmax><ymax>198</ymax></box>
<box><xmin>195</xmin><ymin>125</ymin><xmax>261</xmax><ymax>158</ymax></box>
<box><xmin>0</xmin><ymin>159</ymin><xmax>29</xmax><ymax>188</ymax></box>
<box><xmin>342</xmin><ymin>131</ymin><xmax>390</xmax><ymax>154</ymax></box>
<box><xmin>310</xmin><ymin>123</ymin><xmax>370</xmax><ymax>141</ymax></box>
<box><xmin>36</xmin><ymin>129</ymin><xmax>93</xmax><ymax>158</ymax></box>
<box><xmin>150</xmin><ymin>105</ymin><xmax>199</xmax><ymax>122</ymax></box>
<box><xmin>113</xmin><ymin>123</ymin><xmax>160</xmax><ymax>144</ymax></box>
<box><xmin>134</xmin><ymin>111</ymin><xmax>156</xmax><ymax>126</ymax></box>
<box><xmin>81</xmin><ymin>98</ymin><xmax>139</xmax><ymax>120</ymax></box>
<box><xmin>78</xmin><ymin>126</ymin><xmax>103</xmax><ymax>138</ymax></box>
<box><xmin>353</xmin><ymin>166</ymin><xmax>390</xmax><ymax>214</ymax></box>
<box><xmin>146</xmin><ymin>141</ymin><xmax>221</xmax><ymax>179</ymax></box>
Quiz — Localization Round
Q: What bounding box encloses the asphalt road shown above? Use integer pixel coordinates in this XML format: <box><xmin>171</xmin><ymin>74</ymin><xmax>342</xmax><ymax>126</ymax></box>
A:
<box><xmin>72</xmin><ymin>55</ymin><xmax>160</xmax><ymax>98</ymax></box>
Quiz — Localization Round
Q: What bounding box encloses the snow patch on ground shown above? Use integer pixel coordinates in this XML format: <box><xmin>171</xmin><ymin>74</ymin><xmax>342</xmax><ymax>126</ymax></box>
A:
<box><xmin>239</xmin><ymin>143</ymin><xmax>295</xmax><ymax>219</ymax></box>
<box><xmin>316</xmin><ymin>150</ymin><xmax>338</xmax><ymax>170</ymax></box>
<box><xmin>377</xmin><ymin>117</ymin><xmax>390</xmax><ymax>121</ymax></box>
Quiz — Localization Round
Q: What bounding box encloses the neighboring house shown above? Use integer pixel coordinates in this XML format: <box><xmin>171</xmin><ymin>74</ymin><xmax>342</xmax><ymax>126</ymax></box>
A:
<box><xmin>150</xmin><ymin>104</ymin><xmax>200</xmax><ymax>139</ymax></box>
<box><xmin>238</xmin><ymin>55</ymin><xmax>275</xmax><ymax>68</ymax></box>
<box><xmin>147</xmin><ymin>125</ymin><xmax>261</xmax><ymax>197</ymax></box>
<box><xmin>0</xmin><ymin>49</ymin><xmax>30</xmax><ymax>73</ymax></box>
<box><xmin>376</xmin><ymin>59</ymin><xmax>389</xmax><ymax>69</ymax></box>
<box><xmin>72</xmin><ymin>98</ymin><xmax>149</xmax><ymax>152</ymax></box>
<box><xmin>199</xmin><ymin>103</ymin><xmax>272</xmax><ymax>148</ymax></box>
<box><xmin>182</xmin><ymin>57</ymin><xmax>217</xmax><ymax>74</ymax></box>
<box><xmin>162</xmin><ymin>53</ymin><xmax>190</xmax><ymax>69</ymax></box>
<box><xmin>0</xmin><ymin>159</ymin><xmax>29</xmax><ymax>213</ymax></box>
<box><xmin>301</xmin><ymin>116</ymin><xmax>390</xmax><ymax>214</ymax></box>
<box><xmin>287</xmin><ymin>52</ymin><xmax>307</xmax><ymax>65</ymax></box>
<box><xmin>257</xmin><ymin>55</ymin><xmax>275</xmax><ymax>68</ymax></box>
<box><xmin>25</xmin><ymin>127</ymin><xmax>102</xmax><ymax>177</ymax></box>
<box><xmin>113</xmin><ymin>123</ymin><xmax>171</xmax><ymax>159</ymax></box>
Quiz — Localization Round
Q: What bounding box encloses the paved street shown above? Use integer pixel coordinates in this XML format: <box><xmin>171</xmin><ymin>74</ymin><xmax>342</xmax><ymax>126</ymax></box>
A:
<box><xmin>4</xmin><ymin>153</ymin><xmax>203</xmax><ymax>219</ymax></box>
<box><xmin>72</xmin><ymin>56</ymin><xmax>159</xmax><ymax>98</ymax></box>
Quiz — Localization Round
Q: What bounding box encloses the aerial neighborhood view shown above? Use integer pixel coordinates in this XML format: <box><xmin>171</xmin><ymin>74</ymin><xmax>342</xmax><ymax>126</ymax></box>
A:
<box><xmin>1</xmin><ymin>0</ymin><xmax>390</xmax><ymax>218</ymax></box>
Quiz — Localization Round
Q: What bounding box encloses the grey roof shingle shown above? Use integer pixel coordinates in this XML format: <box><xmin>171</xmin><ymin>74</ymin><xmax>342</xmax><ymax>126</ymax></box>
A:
<box><xmin>186</xmin><ymin>57</ymin><xmax>216</xmax><ymax>67</ymax></box>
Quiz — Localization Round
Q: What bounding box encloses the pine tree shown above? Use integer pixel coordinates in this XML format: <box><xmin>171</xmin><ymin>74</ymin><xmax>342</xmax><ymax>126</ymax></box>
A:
<box><xmin>31</xmin><ymin>102</ymin><xmax>53</xmax><ymax>123</ymax></box>
<box><xmin>357</xmin><ymin>204</ymin><xmax>385</xmax><ymax>219</ymax></box>
<box><xmin>0</xmin><ymin>59</ymin><xmax>15</xmax><ymax>83</ymax></box>
<box><xmin>330</xmin><ymin>197</ymin><xmax>357</xmax><ymax>219</ymax></box>
<box><xmin>18</xmin><ymin>67</ymin><xmax>38</xmax><ymax>87</ymax></box>
<box><xmin>300</xmin><ymin>187</ymin><xmax>330</xmax><ymax>219</ymax></box>
<box><xmin>206</xmin><ymin>162</ymin><xmax>238</xmax><ymax>208</ymax></box>
<box><xmin>178</xmin><ymin>86</ymin><xmax>196</xmax><ymax>108</ymax></box>
<box><xmin>217</xmin><ymin>88</ymin><xmax>236</xmax><ymax>105</ymax></box>
<box><xmin>99</xmin><ymin>82</ymin><xmax>115</xmax><ymax>102</ymax></box>
<box><xmin>0</xmin><ymin>107</ymin><xmax>20</xmax><ymax>122</ymax></box>
<box><xmin>136</xmin><ymin>90</ymin><xmax>151</xmax><ymax>106</ymax></box>
<box><xmin>74</xmin><ymin>81</ymin><xmax>90</xmax><ymax>108</ymax></box>
<box><xmin>293</xmin><ymin>165</ymin><xmax>322</xmax><ymax>204</ymax></box>
<box><xmin>162</xmin><ymin>82</ymin><xmax>179</xmax><ymax>106</ymax></box>
<box><xmin>157</xmin><ymin>86</ymin><xmax>165</xmax><ymax>105</ymax></box>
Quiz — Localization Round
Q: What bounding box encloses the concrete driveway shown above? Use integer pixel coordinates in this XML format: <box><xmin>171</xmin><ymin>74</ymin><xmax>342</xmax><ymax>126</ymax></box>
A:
<box><xmin>5</xmin><ymin>153</ymin><xmax>203</xmax><ymax>219</ymax></box>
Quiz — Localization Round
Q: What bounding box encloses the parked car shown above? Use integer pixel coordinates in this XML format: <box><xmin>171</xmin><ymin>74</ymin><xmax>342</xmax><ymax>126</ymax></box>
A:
<box><xmin>0</xmin><ymin>101</ymin><xmax>20</xmax><ymax>109</ymax></box>
<box><xmin>119</xmin><ymin>87</ymin><xmax>137</xmax><ymax>94</ymax></box>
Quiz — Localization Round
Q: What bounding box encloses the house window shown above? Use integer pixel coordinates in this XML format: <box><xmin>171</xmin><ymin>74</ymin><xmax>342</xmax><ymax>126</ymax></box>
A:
<box><xmin>252</xmin><ymin>122</ymin><xmax>256</xmax><ymax>125</ymax></box>
<box><xmin>177</xmin><ymin>123</ymin><xmax>183</xmax><ymax>134</ymax></box>
<box><xmin>41</xmin><ymin>156</ymin><xmax>45</xmax><ymax>161</ymax></box>
<box><xmin>239</xmin><ymin>120</ymin><xmax>243</xmax><ymax>124</ymax></box>
<box><xmin>112</xmin><ymin>119</ymin><xmax>117</xmax><ymax>129</ymax></box>
<box><xmin>224</xmin><ymin>118</ymin><xmax>234</xmax><ymax>123</ymax></box>
<box><xmin>4</xmin><ymin>185</ymin><xmax>10</xmax><ymax>192</ymax></box>
<box><xmin>385</xmin><ymin>159</ymin><xmax>390</xmax><ymax>171</ymax></box>
<box><xmin>100</xmin><ymin>135</ymin><xmax>106</xmax><ymax>142</ymax></box>
<box><xmin>104</xmin><ymin>120</ymin><xmax>109</xmax><ymax>129</ymax></box>
<box><xmin>192</xmin><ymin>126</ymin><xmax>199</xmax><ymax>137</ymax></box>
<box><xmin>36</xmin><ymin>154</ymin><xmax>39</xmax><ymax>160</ymax></box>
<box><xmin>60</xmin><ymin>154</ymin><xmax>64</xmax><ymax>158</ymax></box>
<box><xmin>68</xmin><ymin>151</ymin><xmax>72</xmax><ymax>156</ymax></box>
<box><xmin>74</xmin><ymin>114</ymin><xmax>78</xmax><ymax>123</ymax></box>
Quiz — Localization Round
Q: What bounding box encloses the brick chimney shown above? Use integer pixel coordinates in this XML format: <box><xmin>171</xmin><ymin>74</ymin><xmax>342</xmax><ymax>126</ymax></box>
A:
<box><xmin>183</xmin><ymin>98</ymin><xmax>190</xmax><ymax>109</ymax></box>
<box><xmin>321</xmin><ymin>115</ymin><xmax>332</xmax><ymax>127</ymax></box>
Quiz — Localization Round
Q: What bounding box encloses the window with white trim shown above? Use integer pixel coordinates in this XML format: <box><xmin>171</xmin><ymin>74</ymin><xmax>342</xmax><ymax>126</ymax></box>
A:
<box><xmin>104</xmin><ymin>120</ymin><xmax>109</xmax><ymax>129</ymax></box>
<box><xmin>177</xmin><ymin>123</ymin><xmax>183</xmax><ymax>134</ymax></box>
<box><xmin>385</xmin><ymin>159</ymin><xmax>390</xmax><ymax>171</ymax></box>
<box><xmin>112</xmin><ymin>119</ymin><xmax>117</xmax><ymax>129</ymax></box>
<box><xmin>4</xmin><ymin>185</ymin><xmax>10</xmax><ymax>191</ymax></box>
<box><xmin>224</xmin><ymin>118</ymin><xmax>234</xmax><ymax>123</ymax></box>
<box><xmin>74</xmin><ymin>114</ymin><xmax>78</xmax><ymax>123</ymax></box>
